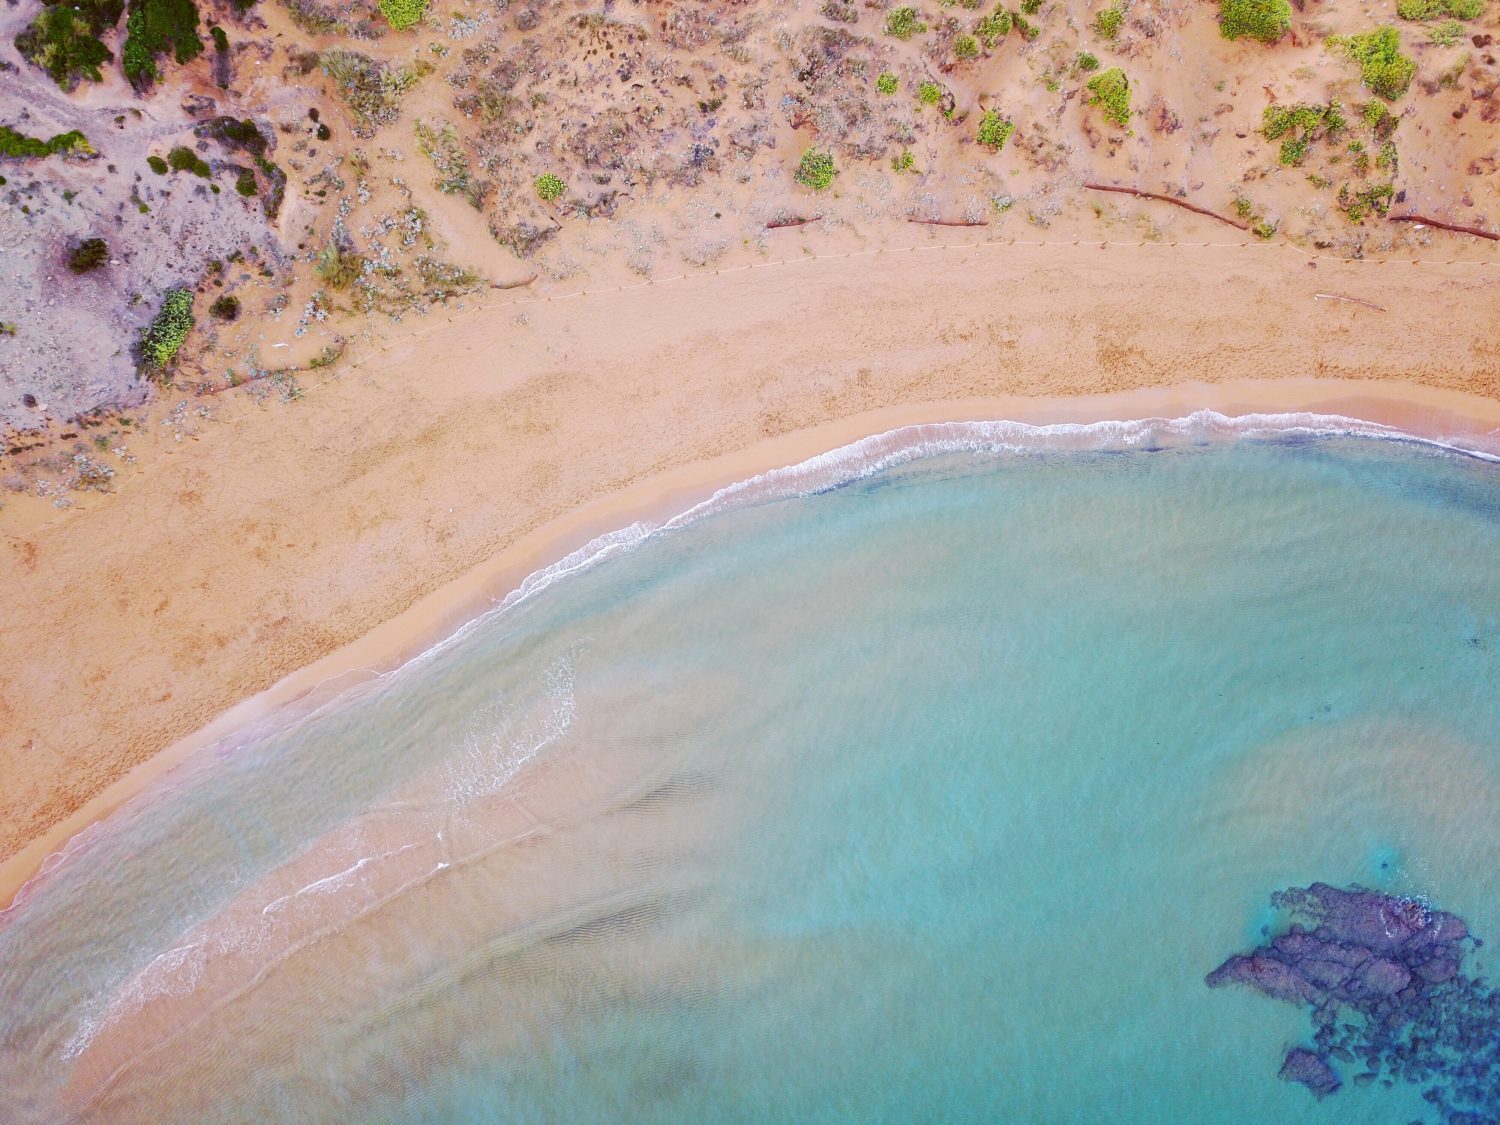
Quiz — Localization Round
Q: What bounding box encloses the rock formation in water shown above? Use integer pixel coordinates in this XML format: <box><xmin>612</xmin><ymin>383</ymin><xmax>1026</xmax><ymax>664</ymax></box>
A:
<box><xmin>1207</xmin><ymin>882</ymin><xmax>1498</xmax><ymax>1124</ymax></box>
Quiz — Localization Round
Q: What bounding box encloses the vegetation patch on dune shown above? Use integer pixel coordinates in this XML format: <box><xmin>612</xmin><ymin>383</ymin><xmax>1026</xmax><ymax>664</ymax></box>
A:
<box><xmin>140</xmin><ymin>287</ymin><xmax>194</xmax><ymax>373</ymax></box>
<box><xmin>794</xmin><ymin>147</ymin><xmax>837</xmax><ymax>190</ymax></box>
<box><xmin>15</xmin><ymin>0</ymin><xmax>119</xmax><ymax>90</ymax></box>
<box><xmin>1218</xmin><ymin>0</ymin><xmax>1291</xmax><ymax>43</ymax></box>
<box><xmin>1084</xmin><ymin>67</ymin><xmax>1132</xmax><ymax>127</ymax></box>
<box><xmin>1395</xmin><ymin>0</ymin><xmax>1483</xmax><ymax>19</ymax></box>
<box><xmin>976</xmin><ymin>110</ymin><xmax>1015</xmax><ymax>150</ymax></box>
<box><xmin>320</xmin><ymin>50</ymin><xmax>433</xmax><ymax>136</ymax></box>
<box><xmin>0</xmin><ymin>125</ymin><xmax>92</xmax><ymax>159</ymax></box>
<box><xmin>377</xmin><ymin>0</ymin><xmax>426</xmax><ymax>28</ymax></box>
<box><xmin>1261</xmin><ymin>100</ymin><xmax>1345</xmax><ymax>165</ymax></box>
<box><xmin>1329</xmin><ymin>27</ymin><xmax>1416</xmax><ymax>100</ymax></box>
<box><xmin>122</xmin><ymin>0</ymin><xmax>204</xmax><ymax>86</ymax></box>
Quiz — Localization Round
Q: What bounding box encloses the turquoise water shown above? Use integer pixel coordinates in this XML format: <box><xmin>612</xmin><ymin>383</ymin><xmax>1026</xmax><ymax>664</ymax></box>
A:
<box><xmin>3</xmin><ymin>419</ymin><xmax>1500</xmax><ymax>1122</ymax></box>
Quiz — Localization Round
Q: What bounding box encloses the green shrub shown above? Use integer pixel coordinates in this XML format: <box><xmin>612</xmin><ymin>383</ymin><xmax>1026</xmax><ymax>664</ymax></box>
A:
<box><xmin>1427</xmin><ymin>18</ymin><xmax>1466</xmax><ymax>43</ymax></box>
<box><xmin>377</xmin><ymin>0</ymin><xmax>427</xmax><ymax>29</ymax></box>
<box><xmin>1396</xmin><ymin>0</ymin><xmax>1482</xmax><ymax>18</ymax></box>
<box><xmin>122</xmin><ymin>0</ymin><xmax>203</xmax><ymax>86</ymax></box>
<box><xmin>534</xmin><ymin>172</ymin><xmax>565</xmax><ymax>201</ymax></box>
<box><xmin>1376</xmin><ymin>139</ymin><xmax>1399</xmax><ymax>172</ymax></box>
<box><xmin>68</xmin><ymin>237</ymin><xmax>109</xmax><ymax>273</ymax></box>
<box><xmin>1092</xmin><ymin>4</ymin><xmax>1123</xmax><ymax>38</ymax></box>
<box><xmin>1331</xmin><ymin>27</ymin><xmax>1416</xmax><ymax>100</ymax></box>
<box><xmin>1218</xmin><ymin>0</ymin><xmax>1291</xmax><ymax>41</ymax></box>
<box><xmin>235</xmin><ymin>168</ymin><xmax>257</xmax><ymax>195</ymax></box>
<box><xmin>976</xmin><ymin>7</ymin><xmax>1011</xmax><ymax>43</ymax></box>
<box><xmin>15</xmin><ymin>4</ymin><xmax>115</xmax><ymax>90</ymax></box>
<box><xmin>1337</xmin><ymin>180</ymin><xmax>1395</xmax><ymax>221</ymax></box>
<box><xmin>317</xmin><ymin>242</ymin><xmax>365</xmax><ymax>288</ymax></box>
<box><xmin>917</xmin><ymin>79</ymin><xmax>944</xmax><ymax>104</ymax></box>
<box><xmin>892</xmin><ymin>148</ymin><xmax>915</xmax><ymax>171</ymax></box>
<box><xmin>209</xmin><ymin>23</ymin><xmax>226</xmax><ymax>49</ymax></box>
<box><xmin>1020</xmin><ymin>0</ymin><xmax>1044</xmax><ymax>11</ymax></box>
<box><xmin>147</xmin><ymin>154</ymin><xmax>168</xmax><ymax>173</ymax></box>
<box><xmin>0</xmin><ymin>125</ymin><xmax>91</xmax><ymax>158</ymax></box>
<box><xmin>976</xmin><ymin>109</ymin><xmax>1014</xmax><ymax>149</ymax></box>
<box><xmin>1084</xmin><ymin>67</ymin><xmax>1131</xmax><ymax>126</ymax></box>
<box><xmin>876</xmin><ymin>71</ymin><xmax>899</xmax><ymax>94</ymax></box>
<box><xmin>884</xmin><ymin>6</ymin><xmax>925</xmax><ymax>37</ymax></box>
<box><xmin>141</xmin><ymin>288</ymin><xmax>194</xmax><ymax>371</ymax></box>
<box><xmin>1075</xmin><ymin>50</ymin><xmax>1100</xmax><ymax>70</ymax></box>
<box><xmin>954</xmin><ymin>33</ymin><xmax>980</xmax><ymax>58</ymax></box>
<box><xmin>209</xmin><ymin>293</ymin><xmax>240</xmax><ymax>320</ymax></box>
<box><xmin>167</xmin><ymin>145</ymin><xmax>210</xmax><ymax>176</ymax></box>
<box><xmin>794</xmin><ymin>147</ymin><xmax>836</xmax><ymax>190</ymax></box>
<box><xmin>1012</xmin><ymin>11</ymin><xmax>1038</xmax><ymax>38</ymax></box>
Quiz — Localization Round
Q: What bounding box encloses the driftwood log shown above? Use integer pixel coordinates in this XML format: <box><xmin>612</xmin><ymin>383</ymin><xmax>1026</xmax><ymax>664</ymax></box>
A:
<box><xmin>767</xmin><ymin>216</ymin><xmax>823</xmax><ymax>230</ymax></box>
<box><xmin>906</xmin><ymin>218</ymin><xmax>989</xmax><ymax>227</ymax></box>
<box><xmin>490</xmin><ymin>275</ymin><xmax>538</xmax><ymax>290</ymax></box>
<box><xmin>1084</xmin><ymin>183</ymin><xmax>1249</xmax><ymax>232</ymax></box>
<box><xmin>1389</xmin><ymin>214</ymin><xmax>1499</xmax><ymax>242</ymax></box>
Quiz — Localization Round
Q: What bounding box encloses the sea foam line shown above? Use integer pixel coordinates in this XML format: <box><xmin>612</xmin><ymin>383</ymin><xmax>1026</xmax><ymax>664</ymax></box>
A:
<box><xmin>4</xmin><ymin>410</ymin><xmax>1495</xmax><ymax>924</ymax></box>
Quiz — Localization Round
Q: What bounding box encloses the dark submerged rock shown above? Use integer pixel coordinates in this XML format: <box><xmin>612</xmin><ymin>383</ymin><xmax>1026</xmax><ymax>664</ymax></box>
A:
<box><xmin>1280</xmin><ymin>1047</ymin><xmax>1342</xmax><ymax>1098</ymax></box>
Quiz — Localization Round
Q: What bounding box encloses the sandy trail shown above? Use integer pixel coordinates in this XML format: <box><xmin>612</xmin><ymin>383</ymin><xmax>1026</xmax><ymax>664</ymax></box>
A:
<box><xmin>2</xmin><ymin>238</ymin><xmax>1498</xmax><ymax>906</ymax></box>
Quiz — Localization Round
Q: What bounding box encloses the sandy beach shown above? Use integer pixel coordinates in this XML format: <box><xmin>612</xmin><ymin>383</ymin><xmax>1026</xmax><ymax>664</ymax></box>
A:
<box><xmin>3</xmin><ymin>236</ymin><xmax>1500</xmax><ymax>908</ymax></box>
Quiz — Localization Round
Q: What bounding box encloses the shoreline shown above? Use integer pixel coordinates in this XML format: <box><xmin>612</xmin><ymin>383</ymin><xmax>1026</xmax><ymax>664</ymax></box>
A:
<box><xmin>5</xmin><ymin>375</ymin><xmax>1500</xmax><ymax>913</ymax></box>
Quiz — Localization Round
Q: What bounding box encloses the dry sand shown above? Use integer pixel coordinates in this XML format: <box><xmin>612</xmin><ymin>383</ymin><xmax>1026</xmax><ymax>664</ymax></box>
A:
<box><xmin>3</xmin><ymin>234</ymin><xmax>1500</xmax><ymax>908</ymax></box>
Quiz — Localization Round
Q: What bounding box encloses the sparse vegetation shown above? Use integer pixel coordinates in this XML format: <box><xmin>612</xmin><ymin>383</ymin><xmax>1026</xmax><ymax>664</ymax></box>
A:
<box><xmin>121</xmin><ymin>0</ymin><xmax>204</xmax><ymax>86</ymax></box>
<box><xmin>1218</xmin><ymin>0</ymin><xmax>1291</xmax><ymax>42</ymax></box>
<box><xmin>316</xmin><ymin>241</ymin><xmax>366</xmax><ymax>289</ymax></box>
<box><xmin>794</xmin><ymin>147</ymin><xmax>837</xmax><ymax>190</ymax></box>
<box><xmin>918</xmin><ymin>80</ymin><xmax>945</xmax><ymax>105</ymax></box>
<box><xmin>67</xmin><ymin>237</ymin><xmax>109</xmax><ymax>273</ymax></box>
<box><xmin>975</xmin><ymin>8</ymin><xmax>1011</xmax><ymax>44</ymax></box>
<box><xmin>140</xmin><ymin>287</ymin><xmax>194</xmax><ymax>372</ymax></box>
<box><xmin>876</xmin><ymin>71</ymin><xmax>899</xmax><ymax>94</ymax></box>
<box><xmin>1337</xmin><ymin>180</ymin><xmax>1395</xmax><ymax>221</ymax></box>
<box><xmin>1426</xmin><ymin>18</ymin><xmax>1466</xmax><ymax>44</ymax></box>
<box><xmin>320</xmin><ymin>50</ymin><xmax>433</xmax><ymax>137</ymax></box>
<box><xmin>976</xmin><ymin>109</ymin><xmax>1015</xmax><ymax>150</ymax></box>
<box><xmin>1084</xmin><ymin>67</ymin><xmax>1131</xmax><ymax>127</ymax></box>
<box><xmin>1092</xmin><ymin>4</ymin><xmax>1123</xmax><ymax>39</ymax></box>
<box><xmin>1330</xmin><ymin>27</ymin><xmax>1416</xmax><ymax>100</ymax></box>
<box><xmin>534</xmin><ymin>172</ymin><xmax>565</xmax><ymax>201</ymax></box>
<box><xmin>892</xmin><ymin>149</ymin><xmax>916</xmax><ymax>172</ymax></box>
<box><xmin>954</xmin><ymin>33</ymin><xmax>980</xmax><ymax>58</ymax></box>
<box><xmin>1075</xmin><ymin>50</ymin><xmax>1101</xmax><ymax>71</ymax></box>
<box><xmin>15</xmin><ymin>0</ymin><xmax>119</xmax><ymax>90</ymax></box>
<box><xmin>0</xmin><ymin>125</ymin><xmax>92</xmax><ymax>159</ymax></box>
<box><xmin>1395</xmin><ymin>0</ymin><xmax>1483</xmax><ymax>19</ymax></box>
<box><xmin>377</xmin><ymin>0</ymin><xmax>427</xmax><ymax>29</ymax></box>
<box><xmin>1262</xmin><ymin>100</ymin><xmax>1345</xmax><ymax>165</ymax></box>
<box><xmin>209</xmin><ymin>293</ymin><xmax>240</xmax><ymax>320</ymax></box>
<box><xmin>884</xmin><ymin>6</ymin><xmax>925</xmax><ymax>38</ymax></box>
<box><xmin>415</xmin><ymin>119</ymin><xmax>488</xmax><ymax>209</ymax></box>
<box><xmin>235</xmin><ymin>168</ymin><xmax>257</xmax><ymax>196</ymax></box>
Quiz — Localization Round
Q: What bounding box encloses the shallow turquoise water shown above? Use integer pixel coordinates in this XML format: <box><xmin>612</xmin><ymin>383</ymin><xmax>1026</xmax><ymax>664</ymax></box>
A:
<box><xmin>3</xmin><ymin>423</ymin><xmax>1500</xmax><ymax>1122</ymax></box>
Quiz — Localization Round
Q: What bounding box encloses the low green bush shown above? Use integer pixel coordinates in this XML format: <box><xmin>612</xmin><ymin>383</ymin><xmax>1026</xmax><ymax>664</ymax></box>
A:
<box><xmin>534</xmin><ymin>172</ymin><xmax>565</xmax><ymax>201</ymax></box>
<box><xmin>1092</xmin><ymin>4</ymin><xmax>1123</xmax><ymax>38</ymax></box>
<box><xmin>1330</xmin><ymin>27</ymin><xmax>1416</xmax><ymax>100</ymax></box>
<box><xmin>209</xmin><ymin>294</ymin><xmax>240</xmax><ymax>320</ymax></box>
<box><xmin>68</xmin><ymin>237</ymin><xmax>109</xmax><ymax>273</ymax></box>
<box><xmin>917</xmin><ymin>79</ymin><xmax>944</xmax><ymax>105</ymax></box>
<box><xmin>976</xmin><ymin>109</ymin><xmax>1014</xmax><ymax>149</ymax></box>
<box><xmin>892</xmin><ymin>149</ymin><xmax>915</xmax><ymax>172</ymax></box>
<box><xmin>876</xmin><ymin>71</ymin><xmax>899</xmax><ymax>94</ymax></box>
<box><xmin>15</xmin><ymin>3</ymin><xmax>116</xmax><ymax>90</ymax></box>
<box><xmin>209</xmin><ymin>23</ymin><xmax>227</xmax><ymax>49</ymax></box>
<box><xmin>1396</xmin><ymin>0</ymin><xmax>1482</xmax><ymax>19</ymax></box>
<box><xmin>884</xmin><ymin>6</ymin><xmax>925</xmax><ymax>38</ymax></box>
<box><xmin>794</xmin><ymin>147</ymin><xmax>836</xmax><ymax>190</ymax></box>
<box><xmin>122</xmin><ymin>0</ymin><xmax>203</xmax><ymax>86</ymax></box>
<box><xmin>235</xmin><ymin>168</ymin><xmax>257</xmax><ymax>195</ymax></box>
<box><xmin>954</xmin><ymin>33</ymin><xmax>979</xmax><ymax>58</ymax></box>
<box><xmin>1075</xmin><ymin>50</ymin><xmax>1100</xmax><ymax>70</ymax></box>
<box><xmin>975</xmin><ymin>8</ymin><xmax>1011</xmax><ymax>44</ymax></box>
<box><xmin>378</xmin><ymin>0</ymin><xmax>427</xmax><ymax>28</ymax></box>
<box><xmin>147</xmin><ymin>154</ymin><xmax>168</xmax><ymax>173</ymax></box>
<box><xmin>141</xmin><ymin>288</ymin><xmax>194</xmax><ymax>371</ymax></box>
<box><xmin>1218</xmin><ymin>0</ymin><xmax>1291</xmax><ymax>42</ymax></box>
<box><xmin>167</xmin><ymin>145</ymin><xmax>210</xmax><ymax>176</ymax></box>
<box><xmin>0</xmin><ymin>125</ymin><xmax>91</xmax><ymax>158</ymax></box>
<box><xmin>1084</xmin><ymin>67</ymin><xmax>1131</xmax><ymax>126</ymax></box>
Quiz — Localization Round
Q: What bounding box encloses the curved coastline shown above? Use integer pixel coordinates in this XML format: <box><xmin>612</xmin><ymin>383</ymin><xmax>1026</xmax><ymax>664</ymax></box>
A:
<box><xmin>5</xmin><ymin>377</ymin><xmax>1500</xmax><ymax>917</ymax></box>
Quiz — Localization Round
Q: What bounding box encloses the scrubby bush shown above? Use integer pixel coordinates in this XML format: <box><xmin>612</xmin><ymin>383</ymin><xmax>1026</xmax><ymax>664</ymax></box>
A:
<box><xmin>884</xmin><ymin>6</ymin><xmax>925</xmax><ymax>38</ymax></box>
<box><xmin>209</xmin><ymin>23</ymin><xmax>227</xmax><ymax>48</ymax></box>
<box><xmin>975</xmin><ymin>8</ymin><xmax>1011</xmax><ymax>44</ymax></box>
<box><xmin>147</xmin><ymin>153</ymin><xmax>168</xmax><ymax>173</ymax></box>
<box><xmin>235</xmin><ymin>168</ymin><xmax>257</xmax><ymax>195</ymax></box>
<box><xmin>377</xmin><ymin>0</ymin><xmax>427</xmax><ymax>28</ymax></box>
<box><xmin>534</xmin><ymin>172</ymin><xmax>565</xmax><ymax>201</ymax></box>
<box><xmin>1218</xmin><ymin>0</ymin><xmax>1291</xmax><ymax>41</ymax></box>
<box><xmin>891</xmin><ymin>149</ymin><xmax>915</xmax><ymax>172</ymax></box>
<box><xmin>1092</xmin><ymin>4</ymin><xmax>1123</xmax><ymax>38</ymax></box>
<box><xmin>167</xmin><ymin>145</ymin><xmax>210</xmax><ymax>175</ymax></box>
<box><xmin>122</xmin><ymin>0</ymin><xmax>203</xmax><ymax>86</ymax></box>
<box><xmin>1262</xmin><ymin>100</ymin><xmax>1344</xmax><ymax>164</ymax></box>
<box><xmin>1396</xmin><ymin>0</ymin><xmax>1482</xmax><ymax>18</ymax></box>
<box><xmin>141</xmin><ymin>288</ymin><xmax>194</xmax><ymax>371</ymax></box>
<box><xmin>1084</xmin><ymin>67</ymin><xmax>1131</xmax><ymax>126</ymax></box>
<box><xmin>1330</xmin><ymin>27</ymin><xmax>1416</xmax><ymax>100</ymax></box>
<box><xmin>794</xmin><ymin>147</ymin><xmax>836</xmax><ymax>190</ymax></box>
<box><xmin>1075</xmin><ymin>50</ymin><xmax>1100</xmax><ymax>70</ymax></box>
<box><xmin>954</xmin><ymin>33</ymin><xmax>979</xmax><ymax>58</ymax></box>
<box><xmin>209</xmin><ymin>294</ymin><xmax>240</xmax><ymax>320</ymax></box>
<box><xmin>876</xmin><ymin>71</ymin><xmax>899</xmax><ymax>94</ymax></box>
<box><xmin>976</xmin><ymin>109</ymin><xmax>1014</xmax><ymax>149</ymax></box>
<box><xmin>0</xmin><ymin>125</ymin><xmax>91</xmax><ymax>158</ymax></box>
<box><xmin>317</xmin><ymin>242</ymin><xmax>366</xmax><ymax>289</ymax></box>
<box><xmin>68</xmin><ymin>237</ymin><xmax>109</xmax><ymax>273</ymax></box>
<box><xmin>15</xmin><ymin>3</ymin><xmax>116</xmax><ymax>90</ymax></box>
<box><xmin>917</xmin><ymin>79</ymin><xmax>944</xmax><ymax>105</ymax></box>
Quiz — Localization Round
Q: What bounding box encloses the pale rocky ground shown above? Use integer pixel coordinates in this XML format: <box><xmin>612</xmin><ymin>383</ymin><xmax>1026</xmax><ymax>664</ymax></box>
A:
<box><xmin>1</xmin><ymin>0</ymin><xmax>1497</xmax><ymax>500</ymax></box>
